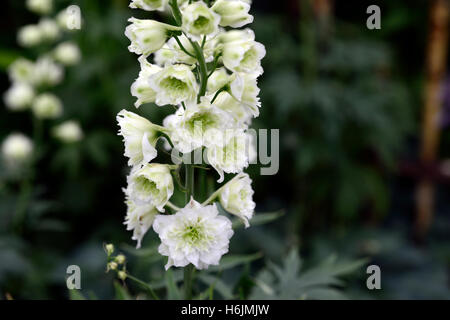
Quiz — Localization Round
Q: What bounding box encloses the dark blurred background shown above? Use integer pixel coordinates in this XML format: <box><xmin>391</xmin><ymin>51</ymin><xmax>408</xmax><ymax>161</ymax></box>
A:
<box><xmin>0</xmin><ymin>0</ymin><xmax>449</xmax><ymax>299</ymax></box>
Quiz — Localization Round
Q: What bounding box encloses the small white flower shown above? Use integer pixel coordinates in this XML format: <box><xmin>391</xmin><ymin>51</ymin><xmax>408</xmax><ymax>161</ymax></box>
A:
<box><xmin>207</xmin><ymin>129</ymin><xmax>251</xmax><ymax>182</ymax></box>
<box><xmin>214</xmin><ymin>92</ymin><xmax>252</xmax><ymax>125</ymax></box>
<box><xmin>52</xmin><ymin>121</ymin><xmax>83</xmax><ymax>143</ymax></box>
<box><xmin>3</xmin><ymin>83</ymin><xmax>35</xmax><ymax>111</ymax></box>
<box><xmin>56</xmin><ymin>7</ymin><xmax>83</xmax><ymax>30</ymax></box>
<box><xmin>32</xmin><ymin>93</ymin><xmax>63</xmax><ymax>119</ymax></box>
<box><xmin>207</xmin><ymin>68</ymin><xmax>244</xmax><ymax>99</ymax></box>
<box><xmin>131</xmin><ymin>56</ymin><xmax>162</xmax><ymax>108</ymax></box>
<box><xmin>38</xmin><ymin>18</ymin><xmax>60</xmax><ymax>42</ymax></box>
<box><xmin>32</xmin><ymin>57</ymin><xmax>64</xmax><ymax>87</ymax></box>
<box><xmin>125</xmin><ymin>18</ymin><xmax>181</xmax><ymax>56</ymax></box>
<box><xmin>124</xmin><ymin>194</ymin><xmax>159</xmax><ymax>249</ymax></box>
<box><xmin>126</xmin><ymin>164</ymin><xmax>174</xmax><ymax>211</ymax></box>
<box><xmin>219</xmin><ymin>173</ymin><xmax>255</xmax><ymax>228</ymax></box>
<box><xmin>8</xmin><ymin>58</ymin><xmax>35</xmax><ymax>84</ymax></box>
<box><xmin>53</xmin><ymin>42</ymin><xmax>81</xmax><ymax>66</ymax></box>
<box><xmin>153</xmin><ymin>199</ymin><xmax>233</xmax><ymax>270</ymax></box>
<box><xmin>18</xmin><ymin>25</ymin><xmax>42</xmax><ymax>47</ymax></box>
<box><xmin>164</xmin><ymin>97</ymin><xmax>235</xmax><ymax>153</ymax></box>
<box><xmin>129</xmin><ymin>0</ymin><xmax>168</xmax><ymax>11</ymax></box>
<box><xmin>212</xmin><ymin>0</ymin><xmax>254</xmax><ymax>28</ymax></box>
<box><xmin>1</xmin><ymin>133</ymin><xmax>33</xmax><ymax>166</ymax></box>
<box><xmin>26</xmin><ymin>0</ymin><xmax>53</xmax><ymax>15</ymax></box>
<box><xmin>219</xmin><ymin>29</ymin><xmax>266</xmax><ymax>75</ymax></box>
<box><xmin>117</xmin><ymin>109</ymin><xmax>167</xmax><ymax>167</ymax></box>
<box><xmin>181</xmin><ymin>2</ymin><xmax>220</xmax><ymax>40</ymax></box>
<box><xmin>149</xmin><ymin>64</ymin><xmax>198</xmax><ymax>106</ymax></box>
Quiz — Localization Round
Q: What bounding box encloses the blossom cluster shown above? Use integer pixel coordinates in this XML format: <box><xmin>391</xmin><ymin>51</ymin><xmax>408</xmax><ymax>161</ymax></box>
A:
<box><xmin>118</xmin><ymin>0</ymin><xmax>264</xmax><ymax>270</ymax></box>
<box><xmin>2</xmin><ymin>0</ymin><xmax>83</xmax><ymax>167</ymax></box>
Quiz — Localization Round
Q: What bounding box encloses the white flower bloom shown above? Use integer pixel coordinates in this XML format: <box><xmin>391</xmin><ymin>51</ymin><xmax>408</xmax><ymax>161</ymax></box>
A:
<box><xmin>56</xmin><ymin>7</ymin><xmax>83</xmax><ymax>30</ymax></box>
<box><xmin>181</xmin><ymin>2</ymin><xmax>220</xmax><ymax>39</ymax></box>
<box><xmin>207</xmin><ymin>129</ymin><xmax>251</xmax><ymax>182</ymax></box>
<box><xmin>214</xmin><ymin>92</ymin><xmax>252</xmax><ymax>125</ymax></box>
<box><xmin>32</xmin><ymin>93</ymin><xmax>63</xmax><ymax>119</ymax></box>
<box><xmin>149</xmin><ymin>64</ymin><xmax>198</xmax><ymax>106</ymax></box>
<box><xmin>1</xmin><ymin>133</ymin><xmax>33</xmax><ymax>166</ymax></box>
<box><xmin>124</xmin><ymin>194</ymin><xmax>159</xmax><ymax>249</ymax></box>
<box><xmin>212</xmin><ymin>0</ymin><xmax>254</xmax><ymax>28</ymax></box>
<box><xmin>164</xmin><ymin>97</ymin><xmax>235</xmax><ymax>153</ymax></box>
<box><xmin>153</xmin><ymin>199</ymin><xmax>233</xmax><ymax>270</ymax></box>
<box><xmin>117</xmin><ymin>109</ymin><xmax>167</xmax><ymax>167</ymax></box>
<box><xmin>32</xmin><ymin>57</ymin><xmax>64</xmax><ymax>87</ymax></box>
<box><xmin>125</xmin><ymin>18</ymin><xmax>181</xmax><ymax>56</ymax></box>
<box><xmin>219</xmin><ymin>29</ymin><xmax>266</xmax><ymax>75</ymax></box>
<box><xmin>52</xmin><ymin>121</ymin><xmax>83</xmax><ymax>143</ymax></box>
<box><xmin>131</xmin><ymin>56</ymin><xmax>162</xmax><ymax>108</ymax></box>
<box><xmin>26</xmin><ymin>0</ymin><xmax>53</xmax><ymax>15</ymax></box>
<box><xmin>8</xmin><ymin>58</ymin><xmax>35</xmax><ymax>84</ymax></box>
<box><xmin>38</xmin><ymin>18</ymin><xmax>60</xmax><ymax>42</ymax></box>
<box><xmin>126</xmin><ymin>164</ymin><xmax>174</xmax><ymax>211</ymax></box>
<box><xmin>207</xmin><ymin>68</ymin><xmax>244</xmax><ymax>99</ymax></box>
<box><xmin>3</xmin><ymin>83</ymin><xmax>35</xmax><ymax>111</ymax></box>
<box><xmin>239</xmin><ymin>72</ymin><xmax>261</xmax><ymax>117</ymax></box>
<box><xmin>129</xmin><ymin>0</ymin><xmax>168</xmax><ymax>11</ymax></box>
<box><xmin>18</xmin><ymin>25</ymin><xmax>42</xmax><ymax>47</ymax></box>
<box><xmin>53</xmin><ymin>42</ymin><xmax>81</xmax><ymax>66</ymax></box>
<box><xmin>219</xmin><ymin>173</ymin><xmax>255</xmax><ymax>228</ymax></box>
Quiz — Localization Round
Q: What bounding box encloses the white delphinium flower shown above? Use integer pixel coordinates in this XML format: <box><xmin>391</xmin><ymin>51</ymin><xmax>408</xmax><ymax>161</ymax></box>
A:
<box><xmin>164</xmin><ymin>97</ymin><xmax>235</xmax><ymax>153</ymax></box>
<box><xmin>153</xmin><ymin>199</ymin><xmax>233</xmax><ymax>270</ymax></box>
<box><xmin>26</xmin><ymin>0</ymin><xmax>53</xmax><ymax>15</ymax></box>
<box><xmin>219</xmin><ymin>29</ymin><xmax>266</xmax><ymax>75</ymax></box>
<box><xmin>32</xmin><ymin>93</ymin><xmax>63</xmax><ymax>119</ymax></box>
<box><xmin>38</xmin><ymin>18</ymin><xmax>60</xmax><ymax>42</ymax></box>
<box><xmin>124</xmin><ymin>195</ymin><xmax>159</xmax><ymax>248</ymax></box>
<box><xmin>219</xmin><ymin>173</ymin><xmax>255</xmax><ymax>228</ymax></box>
<box><xmin>1</xmin><ymin>133</ymin><xmax>33</xmax><ymax>167</ymax></box>
<box><xmin>131</xmin><ymin>56</ymin><xmax>162</xmax><ymax>108</ymax></box>
<box><xmin>214</xmin><ymin>92</ymin><xmax>252</xmax><ymax>125</ymax></box>
<box><xmin>129</xmin><ymin>0</ymin><xmax>168</xmax><ymax>11</ymax></box>
<box><xmin>8</xmin><ymin>58</ymin><xmax>35</xmax><ymax>84</ymax></box>
<box><xmin>126</xmin><ymin>164</ymin><xmax>174</xmax><ymax>212</ymax></box>
<box><xmin>3</xmin><ymin>83</ymin><xmax>35</xmax><ymax>111</ymax></box>
<box><xmin>17</xmin><ymin>25</ymin><xmax>42</xmax><ymax>47</ymax></box>
<box><xmin>181</xmin><ymin>2</ymin><xmax>220</xmax><ymax>40</ymax></box>
<box><xmin>149</xmin><ymin>64</ymin><xmax>198</xmax><ymax>106</ymax></box>
<box><xmin>207</xmin><ymin>129</ymin><xmax>251</xmax><ymax>182</ymax></box>
<box><xmin>52</xmin><ymin>121</ymin><xmax>83</xmax><ymax>143</ymax></box>
<box><xmin>53</xmin><ymin>42</ymin><xmax>81</xmax><ymax>66</ymax></box>
<box><xmin>212</xmin><ymin>0</ymin><xmax>254</xmax><ymax>28</ymax></box>
<box><xmin>117</xmin><ymin>109</ymin><xmax>168</xmax><ymax>167</ymax></box>
<box><xmin>207</xmin><ymin>68</ymin><xmax>244</xmax><ymax>99</ymax></box>
<box><xmin>125</xmin><ymin>18</ymin><xmax>181</xmax><ymax>56</ymax></box>
<box><xmin>32</xmin><ymin>57</ymin><xmax>64</xmax><ymax>87</ymax></box>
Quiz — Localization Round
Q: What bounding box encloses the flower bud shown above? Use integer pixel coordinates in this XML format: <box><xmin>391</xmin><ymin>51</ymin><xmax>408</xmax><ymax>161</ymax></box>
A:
<box><xmin>18</xmin><ymin>25</ymin><xmax>43</xmax><ymax>47</ymax></box>
<box><xmin>118</xmin><ymin>271</ymin><xmax>127</xmax><ymax>281</ymax></box>
<box><xmin>125</xmin><ymin>18</ymin><xmax>181</xmax><ymax>56</ymax></box>
<box><xmin>26</xmin><ymin>0</ymin><xmax>53</xmax><ymax>15</ymax></box>
<box><xmin>8</xmin><ymin>58</ymin><xmax>35</xmax><ymax>84</ymax></box>
<box><xmin>105</xmin><ymin>243</ymin><xmax>115</xmax><ymax>255</ymax></box>
<box><xmin>129</xmin><ymin>0</ymin><xmax>168</xmax><ymax>11</ymax></box>
<box><xmin>32</xmin><ymin>93</ymin><xmax>63</xmax><ymax>119</ymax></box>
<box><xmin>108</xmin><ymin>261</ymin><xmax>118</xmax><ymax>271</ymax></box>
<box><xmin>32</xmin><ymin>57</ymin><xmax>64</xmax><ymax>87</ymax></box>
<box><xmin>3</xmin><ymin>83</ymin><xmax>35</xmax><ymax>111</ymax></box>
<box><xmin>212</xmin><ymin>0</ymin><xmax>254</xmax><ymax>28</ymax></box>
<box><xmin>1</xmin><ymin>133</ymin><xmax>33</xmax><ymax>166</ymax></box>
<box><xmin>38</xmin><ymin>18</ymin><xmax>60</xmax><ymax>42</ymax></box>
<box><xmin>52</xmin><ymin>121</ymin><xmax>83</xmax><ymax>143</ymax></box>
<box><xmin>115</xmin><ymin>254</ymin><xmax>126</xmax><ymax>265</ymax></box>
<box><xmin>53</xmin><ymin>42</ymin><xmax>81</xmax><ymax>66</ymax></box>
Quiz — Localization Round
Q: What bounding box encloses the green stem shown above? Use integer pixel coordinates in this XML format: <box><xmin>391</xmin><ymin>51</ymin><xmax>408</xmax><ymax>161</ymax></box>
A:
<box><xmin>184</xmin><ymin>264</ymin><xmax>195</xmax><ymax>300</ymax></box>
<box><xmin>190</xmin><ymin>40</ymin><xmax>208</xmax><ymax>102</ymax></box>
<box><xmin>174</xmin><ymin>36</ymin><xmax>196</xmax><ymax>58</ymax></box>
<box><xmin>126</xmin><ymin>274</ymin><xmax>159</xmax><ymax>300</ymax></box>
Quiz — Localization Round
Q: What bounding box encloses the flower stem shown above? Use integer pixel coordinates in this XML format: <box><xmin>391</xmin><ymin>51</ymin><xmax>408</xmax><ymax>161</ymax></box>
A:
<box><xmin>190</xmin><ymin>40</ymin><xmax>208</xmax><ymax>102</ymax></box>
<box><xmin>126</xmin><ymin>274</ymin><xmax>159</xmax><ymax>300</ymax></box>
<box><xmin>184</xmin><ymin>264</ymin><xmax>195</xmax><ymax>300</ymax></box>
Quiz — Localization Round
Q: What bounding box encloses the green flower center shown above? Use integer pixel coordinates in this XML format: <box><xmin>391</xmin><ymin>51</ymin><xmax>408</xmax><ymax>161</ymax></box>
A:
<box><xmin>193</xmin><ymin>16</ymin><xmax>210</xmax><ymax>29</ymax></box>
<box><xmin>160</xmin><ymin>76</ymin><xmax>188</xmax><ymax>93</ymax></box>
<box><xmin>186</xmin><ymin>112</ymin><xmax>218</xmax><ymax>132</ymax></box>
<box><xmin>135</xmin><ymin>176</ymin><xmax>158</xmax><ymax>197</ymax></box>
<box><xmin>183</xmin><ymin>224</ymin><xmax>204</xmax><ymax>245</ymax></box>
<box><xmin>241</xmin><ymin>46</ymin><xmax>258</xmax><ymax>68</ymax></box>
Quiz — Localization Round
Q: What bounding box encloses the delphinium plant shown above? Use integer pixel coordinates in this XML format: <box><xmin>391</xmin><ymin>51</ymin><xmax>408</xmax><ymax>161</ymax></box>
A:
<box><xmin>112</xmin><ymin>0</ymin><xmax>264</xmax><ymax>299</ymax></box>
<box><xmin>2</xmin><ymin>0</ymin><xmax>83</xmax><ymax>229</ymax></box>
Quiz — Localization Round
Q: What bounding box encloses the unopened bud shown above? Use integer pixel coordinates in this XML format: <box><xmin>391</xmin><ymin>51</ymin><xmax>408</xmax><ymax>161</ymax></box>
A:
<box><xmin>115</xmin><ymin>254</ymin><xmax>126</xmax><ymax>265</ymax></box>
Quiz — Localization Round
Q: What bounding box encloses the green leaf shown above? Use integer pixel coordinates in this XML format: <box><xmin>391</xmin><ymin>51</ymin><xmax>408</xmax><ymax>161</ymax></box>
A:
<box><xmin>69</xmin><ymin>290</ymin><xmax>86</xmax><ymax>300</ymax></box>
<box><xmin>165</xmin><ymin>269</ymin><xmax>182</xmax><ymax>300</ymax></box>
<box><xmin>198</xmin><ymin>274</ymin><xmax>234</xmax><ymax>299</ymax></box>
<box><xmin>207</xmin><ymin>252</ymin><xmax>263</xmax><ymax>272</ymax></box>
<box><xmin>114</xmin><ymin>281</ymin><xmax>132</xmax><ymax>300</ymax></box>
